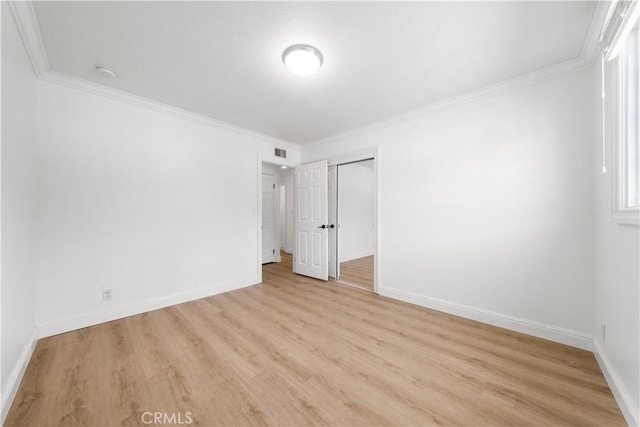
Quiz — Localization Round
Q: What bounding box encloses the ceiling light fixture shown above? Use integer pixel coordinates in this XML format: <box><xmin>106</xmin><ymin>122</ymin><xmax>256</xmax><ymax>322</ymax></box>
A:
<box><xmin>282</xmin><ymin>44</ymin><xmax>323</xmax><ymax>76</ymax></box>
<box><xmin>95</xmin><ymin>65</ymin><xmax>117</xmax><ymax>78</ymax></box>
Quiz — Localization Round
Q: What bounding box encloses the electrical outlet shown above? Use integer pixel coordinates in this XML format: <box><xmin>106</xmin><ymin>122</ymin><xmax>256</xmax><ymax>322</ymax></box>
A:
<box><xmin>601</xmin><ymin>323</ymin><xmax>606</xmax><ymax>341</ymax></box>
<box><xmin>103</xmin><ymin>288</ymin><xmax>112</xmax><ymax>301</ymax></box>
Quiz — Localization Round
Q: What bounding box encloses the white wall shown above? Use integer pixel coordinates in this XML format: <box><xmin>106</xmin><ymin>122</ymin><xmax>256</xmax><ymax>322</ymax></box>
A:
<box><xmin>1</xmin><ymin>2</ymin><xmax>38</xmax><ymax>418</ymax></box>
<box><xmin>338</xmin><ymin>161</ymin><xmax>374</xmax><ymax>262</ymax></box>
<box><xmin>34</xmin><ymin>79</ymin><xmax>299</xmax><ymax>333</ymax></box>
<box><xmin>593</xmin><ymin>60</ymin><xmax>639</xmax><ymax>425</ymax></box>
<box><xmin>304</xmin><ymin>68</ymin><xmax>595</xmax><ymax>346</ymax></box>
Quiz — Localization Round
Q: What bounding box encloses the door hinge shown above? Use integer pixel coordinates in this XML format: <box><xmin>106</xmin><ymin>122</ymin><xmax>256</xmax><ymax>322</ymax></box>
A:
<box><xmin>273</xmin><ymin>184</ymin><xmax>275</xmax><ymax>189</ymax></box>
<box><xmin>273</xmin><ymin>249</ymin><xmax>275</xmax><ymax>254</ymax></box>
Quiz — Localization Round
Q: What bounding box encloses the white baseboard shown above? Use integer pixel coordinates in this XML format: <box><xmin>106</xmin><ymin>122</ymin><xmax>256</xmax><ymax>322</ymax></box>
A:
<box><xmin>339</xmin><ymin>250</ymin><xmax>374</xmax><ymax>263</ymax></box>
<box><xmin>593</xmin><ymin>339</ymin><xmax>639</xmax><ymax>427</ymax></box>
<box><xmin>378</xmin><ymin>286</ymin><xmax>593</xmax><ymax>351</ymax></box>
<box><xmin>3</xmin><ymin>277</ymin><xmax>257</xmax><ymax>422</ymax></box>
<box><xmin>1</xmin><ymin>327</ymin><xmax>38</xmax><ymax>424</ymax></box>
<box><xmin>37</xmin><ymin>276</ymin><xmax>258</xmax><ymax>338</ymax></box>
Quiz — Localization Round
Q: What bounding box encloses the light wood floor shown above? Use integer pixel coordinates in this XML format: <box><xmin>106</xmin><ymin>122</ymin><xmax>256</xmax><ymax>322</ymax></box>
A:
<box><xmin>339</xmin><ymin>255</ymin><xmax>374</xmax><ymax>291</ymax></box>
<box><xmin>6</xmin><ymin>254</ymin><xmax>624</xmax><ymax>426</ymax></box>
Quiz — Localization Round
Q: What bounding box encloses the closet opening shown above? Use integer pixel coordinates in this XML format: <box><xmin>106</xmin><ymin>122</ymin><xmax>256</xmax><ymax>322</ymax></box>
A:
<box><xmin>329</xmin><ymin>158</ymin><xmax>375</xmax><ymax>292</ymax></box>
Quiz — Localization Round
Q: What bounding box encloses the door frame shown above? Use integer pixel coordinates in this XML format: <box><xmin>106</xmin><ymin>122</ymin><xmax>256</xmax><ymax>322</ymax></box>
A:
<box><xmin>327</xmin><ymin>146</ymin><xmax>380</xmax><ymax>294</ymax></box>
<box><xmin>257</xmin><ymin>155</ymin><xmax>296</xmax><ymax>284</ymax></box>
<box><xmin>328</xmin><ymin>165</ymin><xmax>338</xmax><ymax>279</ymax></box>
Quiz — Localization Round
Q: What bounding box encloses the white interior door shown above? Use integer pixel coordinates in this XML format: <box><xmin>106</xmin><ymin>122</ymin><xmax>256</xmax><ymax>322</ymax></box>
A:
<box><xmin>262</xmin><ymin>173</ymin><xmax>275</xmax><ymax>264</ymax></box>
<box><xmin>294</xmin><ymin>160</ymin><xmax>328</xmax><ymax>280</ymax></box>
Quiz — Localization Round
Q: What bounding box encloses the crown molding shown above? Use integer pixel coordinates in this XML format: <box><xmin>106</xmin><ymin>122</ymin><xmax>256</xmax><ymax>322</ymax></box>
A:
<box><xmin>304</xmin><ymin>55</ymin><xmax>593</xmax><ymax>149</ymax></box>
<box><xmin>40</xmin><ymin>71</ymin><xmax>299</xmax><ymax>150</ymax></box>
<box><xmin>304</xmin><ymin>1</ymin><xmax>612</xmax><ymax>149</ymax></box>
<box><xmin>10</xmin><ymin>0</ymin><xmax>605</xmax><ymax>151</ymax></box>
<box><xmin>8</xmin><ymin>0</ymin><xmax>298</xmax><ymax>149</ymax></box>
<box><xmin>6</xmin><ymin>1</ymin><xmax>49</xmax><ymax>76</ymax></box>
<box><xmin>579</xmin><ymin>0</ymin><xmax>612</xmax><ymax>66</ymax></box>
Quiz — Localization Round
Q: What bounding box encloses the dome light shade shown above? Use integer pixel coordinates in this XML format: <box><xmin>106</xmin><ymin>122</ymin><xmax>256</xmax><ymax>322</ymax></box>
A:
<box><xmin>282</xmin><ymin>44</ymin><xmax>323</xmax><ymax>76</ymax></box>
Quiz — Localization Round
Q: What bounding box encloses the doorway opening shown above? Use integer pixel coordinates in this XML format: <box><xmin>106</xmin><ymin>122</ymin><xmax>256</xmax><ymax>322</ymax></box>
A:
<box><xmin>291</xmin><ymin>150</ymin><xmax>377</xmax><ymax>292</ymax></box>
<box><xmin>330</xmin><ymin>159</ymin><xmax>375</xmax><ymax>292</ymax></box>
<box><xmin>261</xmin><ymin>161</ymin><xmax>294</xmax><ymax>267</ymax></box>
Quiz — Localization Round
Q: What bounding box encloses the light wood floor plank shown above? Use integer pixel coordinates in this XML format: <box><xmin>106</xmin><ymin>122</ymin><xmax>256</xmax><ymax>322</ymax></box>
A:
<box><xmin>5</xmin><ymin>252</ymin><xmax>625</xmax><ymax>426</ymax></box>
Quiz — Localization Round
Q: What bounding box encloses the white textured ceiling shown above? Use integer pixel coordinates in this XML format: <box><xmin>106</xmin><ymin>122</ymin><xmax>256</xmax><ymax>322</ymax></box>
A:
<box><xmin>33</xmin><ymin>1</ymin><xmax>596</xmax><ymax>144</ymax></box>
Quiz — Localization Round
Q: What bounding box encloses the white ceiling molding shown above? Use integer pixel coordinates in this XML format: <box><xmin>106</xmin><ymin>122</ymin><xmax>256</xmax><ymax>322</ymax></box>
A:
<box><xmin>8</xmin><ymin>0</ymin><xmax>297</xmax><ymax>149</ymax></box>
<box><xmin>579</xmin><ymin>0</ymin><xmax>615</xmax><ymax>65</ymax></box>
<box><xmin>304</xmin><ymin>55</ymin><xmax>592</xmax><ymax>149</ymax></box>
<box><xmin>10</xmin><ymin>0</ymin><xmax>606</xmax><ymax>149</ymax></box>
<box><xmin>39</xmin><ymin>70</ymin><xmax>299</xmax><ymax>150</ymax></box>
<box><xmin>306</xmin><ymin>0</ymin><xmax>612</xmax><ymax>149</ymax></box>
<box><xmin>6</xmin><ymin>1</ymin><xmax>49</xmax><ymax>76</ymax></box>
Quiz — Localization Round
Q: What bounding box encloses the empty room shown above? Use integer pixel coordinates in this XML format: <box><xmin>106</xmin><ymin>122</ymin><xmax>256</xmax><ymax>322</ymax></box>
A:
<box><xmin>2</xmin><ymin>1</ymin><xmax>639</xmax><ymax>426</ymax></box>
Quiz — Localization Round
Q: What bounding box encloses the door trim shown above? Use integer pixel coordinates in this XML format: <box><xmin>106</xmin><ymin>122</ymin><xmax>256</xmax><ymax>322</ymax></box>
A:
<box><xmin>257</xmin><ymin>156</ymin><xmax>262</xmax><ymax>283</ymax></box>
<box><xmin>328</xmin><ymin>165</ymin><xmax>338</xmax><ymax>279</ymax></box>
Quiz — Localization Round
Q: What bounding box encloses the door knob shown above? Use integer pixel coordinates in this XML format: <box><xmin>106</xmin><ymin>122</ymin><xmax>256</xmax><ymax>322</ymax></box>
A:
<box><xmin>328</xmin><ymin>224</ymin><xmax>335</xmax><ymax>229</ymax></box>
<box><xmin>317</xmin><ymin>224</ymin><xmax>326</xmax><ymax>229</ymax></box>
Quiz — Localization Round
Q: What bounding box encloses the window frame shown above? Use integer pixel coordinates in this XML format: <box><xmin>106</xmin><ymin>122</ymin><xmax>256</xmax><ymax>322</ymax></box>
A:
<box><xmin>613</xmin><ymin>26</ymin><xmax>640</xmax><ymax>226</ymax></box>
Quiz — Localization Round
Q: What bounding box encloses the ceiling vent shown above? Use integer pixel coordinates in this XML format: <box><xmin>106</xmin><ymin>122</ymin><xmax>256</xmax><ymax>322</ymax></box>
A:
<box><xmin>275</xmin><ymin>148</ymin><xmax>287</xmax><ymax>158</ymax></box>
